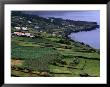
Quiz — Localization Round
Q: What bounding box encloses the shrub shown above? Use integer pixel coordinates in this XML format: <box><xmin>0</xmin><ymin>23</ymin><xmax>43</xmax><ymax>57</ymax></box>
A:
<box><xmin>23</xmin><ymin>53</ymin><xmax>62</xmax><ymax>72</ymax></box>
<box><xmin>79</xmin><ymin>73</ymin><xmax>89</xmax><ymax>77</ymax></box>
<box><xmin>69</xmin><ymin>57</ymin><xmax>79</xmax><ymax>66</ymax></box>
<box><xmin>57</xmin><ymin>39</ymin><xmax>71</xmax><ymax>45</ymax></box>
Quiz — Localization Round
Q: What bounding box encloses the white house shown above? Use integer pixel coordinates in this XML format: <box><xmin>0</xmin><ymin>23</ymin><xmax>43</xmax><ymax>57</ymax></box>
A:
<box><xmin>34</xmin><ymin>26</ymin><xmax>40</xmax><ymax>29</ymax></box>
<box><xmin>30</xmin><ymin>35</ymin><xmax>35</xmax><ymax>38</ymax></box>
<box><xmin>14</xmin><ymin>32</ymin><xmax>24</xmax><ymax>36</ymax></box>
<box><xmin>14</xmin><ymin>27</ymin><xmax>21</xmax><ymax>30</ymax></box>
<box><xmin>19</xmin><ymin>18</ymin><xmax>23</xmax><ymax>19</ymax></box>
<box><xmin>25</xmin><ymin>33</ymin><xmax>31</xmax><ymax>37</ymax></box>
<box><xmin>13</xmin><ymin>31</ymin><xmax>35</xmax><ymax>37</ymax></box>
<box><xmin>51</xmin><ymin>19</ymin><xmax>54</xmax><ymax>22</ymax></box>
<box><xmin>22</xmin><ymin>27</ymin><xmax>28</xmax><ymax>30</ymax></box>
<box><xmin>28</xmin><ymin>21</ymin><xmax>32</xmax><ymax>23</ymax></box>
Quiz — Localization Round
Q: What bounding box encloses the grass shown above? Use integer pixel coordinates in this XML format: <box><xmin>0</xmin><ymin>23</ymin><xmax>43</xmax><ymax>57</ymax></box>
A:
<box><xmin>11</xmin><ymin>40</ymin><xmax>59</xmax><ymax>60</ymax></box>
<box><xmin>11</xmin><ymin>69</ymin><xmax>40</xmax><ymax>77</ymax></box>
<box><xmin>11</xmin><ymin>35</ymin><xmax>100</xmax><ymax>77</ymax></box>
<box><xmin>83</xmin><ymin>60</ymin><xmax>100</xmax><ymax>76</ymax></box>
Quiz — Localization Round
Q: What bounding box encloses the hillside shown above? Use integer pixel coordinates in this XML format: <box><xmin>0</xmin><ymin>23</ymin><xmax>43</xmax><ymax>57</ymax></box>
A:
<box><xmin>11</xmin><ymin>11</ymin><xmax>99</xmax><ymax>34</ymax></box>
<box><xmin>11</xmin><ymin>11</ymin><xmax>100</xmax><ymax>77</ymax></box>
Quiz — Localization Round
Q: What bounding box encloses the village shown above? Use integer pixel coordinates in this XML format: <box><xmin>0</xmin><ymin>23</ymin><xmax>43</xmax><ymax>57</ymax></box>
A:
<box><xmin>11</xmin><ymin>11</ymin><xmax>99</xmax><ymax>37</ymax></box>
<box><xmin>11</xmin><ymin>25</ymin><xmax>63</xmax><ymax>39</ymax></box>
<box><xmin>11</xmin><ymin>27</ymin><xmax>35</xmax><ymax>38</ymax></box>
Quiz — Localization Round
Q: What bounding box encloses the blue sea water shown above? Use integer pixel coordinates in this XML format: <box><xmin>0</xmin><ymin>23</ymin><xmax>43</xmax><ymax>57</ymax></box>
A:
<box><xmin>68</xmin><ymin>28</ymin><xmax>100</xmax><ymax>49</ymax></box>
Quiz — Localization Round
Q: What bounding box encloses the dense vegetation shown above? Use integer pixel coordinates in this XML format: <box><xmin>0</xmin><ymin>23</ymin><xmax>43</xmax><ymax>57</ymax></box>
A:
<box><xmin>11</xmin><ymin>11</ymin><xmax>99</xmax><ymax>34</ymax></box>
<box><xmin>11</xmin><ymin>11</ymin><xmax>100</xmax><ymax>77</ymax></box>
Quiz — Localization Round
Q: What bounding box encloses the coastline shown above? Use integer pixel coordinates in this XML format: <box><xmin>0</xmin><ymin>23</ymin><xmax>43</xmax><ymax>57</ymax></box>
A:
<box><xmin>64</xmin><ymin>25</ymin><xmax>99</xmax><ymax>48</ymax></box>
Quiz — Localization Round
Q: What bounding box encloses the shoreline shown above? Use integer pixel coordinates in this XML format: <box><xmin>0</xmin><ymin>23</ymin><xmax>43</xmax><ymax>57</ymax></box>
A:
<box><xmin>64</xmin><ymin>24</ymin><xmax>99</xmax><ymax>36</ymax></box>
<box><xmin>64</xmin><ymin>27</ymin><xmax>100</xmax><ymax>50</ymax></box>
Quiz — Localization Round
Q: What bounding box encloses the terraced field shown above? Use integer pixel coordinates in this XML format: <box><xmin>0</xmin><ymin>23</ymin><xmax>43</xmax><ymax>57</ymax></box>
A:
<box><xmin>11</xmin><ymin>35</ymin><xmax>100</xmax><ymax>77</ymax></box>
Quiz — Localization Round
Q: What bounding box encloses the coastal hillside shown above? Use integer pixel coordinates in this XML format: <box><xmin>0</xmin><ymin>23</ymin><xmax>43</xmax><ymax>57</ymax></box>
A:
<box><xmin>11</xmin><ymin>11</ymin><xmax>100</xmax><ymax>77</ymax></box>
<box><xmin>11</xmin><ymin>11</ymin><xmax>99</xmax><ymax>33</ymax></box>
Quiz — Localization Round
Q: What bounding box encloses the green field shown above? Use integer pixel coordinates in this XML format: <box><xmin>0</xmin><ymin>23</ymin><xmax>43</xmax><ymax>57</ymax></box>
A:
<box><xmin>11</xmin><ymin>34</ymin><xmax>100</xmax><ymax>77</ymax></box>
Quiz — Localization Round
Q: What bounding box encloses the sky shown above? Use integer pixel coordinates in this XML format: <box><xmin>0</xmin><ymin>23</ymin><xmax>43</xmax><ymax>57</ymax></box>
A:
<box><xmin>22</xmin><ymin>10</ymin><xmax>100</xmax><ymax>24</ymax></box>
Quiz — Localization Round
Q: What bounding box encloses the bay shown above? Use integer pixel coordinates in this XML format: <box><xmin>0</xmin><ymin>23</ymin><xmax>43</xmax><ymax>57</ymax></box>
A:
<box><xmin>68</xmin><ymin>28</ymin><xmax>100</xmax><ymax>49</ymax></box>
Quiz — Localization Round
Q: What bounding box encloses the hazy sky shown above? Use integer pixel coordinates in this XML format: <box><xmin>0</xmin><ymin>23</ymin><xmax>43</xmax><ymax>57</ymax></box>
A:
<box><xmin>23</xmin><ymin>11</ymin><xmax>99</xmax><ymax>16</ymax></box>
<box><xmin>22</xmin><ymin>10</ymin><xmax>100</xmax><ymax>24</ymax></box>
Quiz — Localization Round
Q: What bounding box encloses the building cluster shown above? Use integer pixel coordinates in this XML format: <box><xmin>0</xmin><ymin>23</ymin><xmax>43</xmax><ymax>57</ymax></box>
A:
<box><xmin>12</xmin><ymin>27</ymin><xmax>35</xmax><ymax>38</ymax></box>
